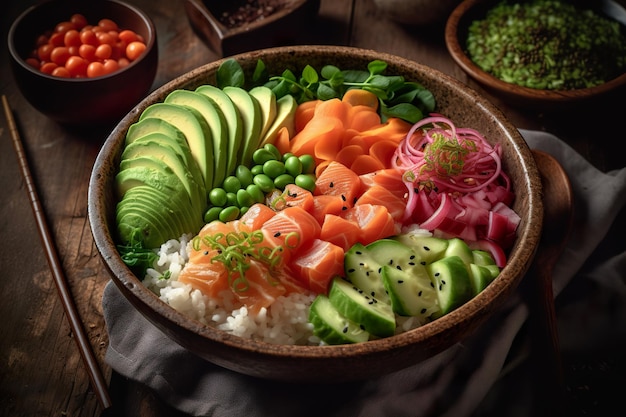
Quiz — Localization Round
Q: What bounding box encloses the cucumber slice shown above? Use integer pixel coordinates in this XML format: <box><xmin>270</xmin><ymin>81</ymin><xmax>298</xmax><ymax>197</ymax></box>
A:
<box><xmin>309</xmin><ymin>295</ymin><xmax>370</xmax><ymax>345</ymax></box>
<box><xmin>393</xmin><ymin>235</ymin><xmax>449</xmax><ymax>265</ymax></box>
<box><xmin>468</xmin><ymin>263</ymin><xmax>494</xmax><ymax>296</ymax></box>
<box><xmin>472</xmin><ymin>249</ymin><xmax>496</xmax><ymax>266</ymax></box>
<box><xmin>381</xmin><ymin>264</ymin><xmax>440</xmax><ymax>319</ymax></box>
<box><xmin>443</xmin><ymin>238</ymin><xmax>473</xmax><ymax>265</ymax></box>
<box><xmin>344</xmin><ymin>243</ymin><xmax>390</xmax><ymax>303</ymax></box>
<box><xmin>328</xmin><ymin>278</ymin><xmax>396</xmax><ymax>338</ymax></box>
<box><xmin>427</xmin><ymin>255</ymin><xmax>473</xmax><ymax>318</ymax></box>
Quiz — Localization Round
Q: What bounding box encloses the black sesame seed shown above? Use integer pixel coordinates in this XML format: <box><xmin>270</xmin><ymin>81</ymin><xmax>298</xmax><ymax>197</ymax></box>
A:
<box><xmin>424</xmin><ymin>246</ymin><xmax>431</xmax><ymax>251</ymax></box>
<box><xmin>343</xmin><ymin>326</ymin><xmax>348</xmax><ymax>333</ymax></box>
<box><xmin>397</xmin><ymin>280</ymin><xmax>404</xmax><ymax>284</ymax></box>
<box><xmin>341</xmin><ymin>195</ymin><xmax>346</xmax><ymax>201</ymax></box>
<box><xmin>274</xmin><ymin>232</ymin><xmax>281</xmax><ymax>237</ymax></box>
<box><xmin>418</xmin><ymin>290</ymin><xmax>423</xmax><ymax>296</ymax></box>
<box><xmin>421</xmin><ymin>308</ymin><xmax>427</xmax><ymax>314</ymax></box>
<box><xmin>329</xmin><ymin>181</ymin><xmax>334</xmax><ymax>188</ymax></box>
<box><xmin>348</xmin><ymin>268</ymin><xmax>355</xmax><ymax>273</ymax></box>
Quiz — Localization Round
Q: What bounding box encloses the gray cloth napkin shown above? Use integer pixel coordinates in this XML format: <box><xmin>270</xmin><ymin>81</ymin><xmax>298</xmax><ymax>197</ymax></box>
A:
<box><xmin>102</xmin><ymin>129</ymin><xmax>626</xmax><ymax>416</ymax></box>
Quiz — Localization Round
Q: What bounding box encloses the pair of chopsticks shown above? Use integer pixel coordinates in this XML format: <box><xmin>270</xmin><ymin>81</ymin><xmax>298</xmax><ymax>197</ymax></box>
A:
<box><xmin>2</xmin><ymin>95</ymin><xmax>112</xmax><ymax>412</ymax></box>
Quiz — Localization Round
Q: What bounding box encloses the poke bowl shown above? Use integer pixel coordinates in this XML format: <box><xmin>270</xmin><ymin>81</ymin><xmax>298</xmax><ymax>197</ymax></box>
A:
<box><xmin>88</xmin><ymin>45</ymin><xmax>543</xmax><ymax>383</ymax></box>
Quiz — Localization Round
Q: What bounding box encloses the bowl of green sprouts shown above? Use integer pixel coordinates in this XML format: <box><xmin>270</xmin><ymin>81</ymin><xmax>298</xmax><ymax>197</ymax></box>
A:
<box><xmin>445</xmin><ymin>0</ymin><xmax>626</xmax><ymax>108</ymax></box>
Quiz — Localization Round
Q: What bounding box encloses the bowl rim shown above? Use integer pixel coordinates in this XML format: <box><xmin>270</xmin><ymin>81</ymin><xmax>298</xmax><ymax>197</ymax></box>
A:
<box><xmin>444</xmin><ymin>0</ymin><xmax>626</xmax><ymax>104</ymax></box>
<box><xmin>7</xmin><ymin>0</ymin><xmax>157</xmax><ymax>83</ymax></box>
<box><xmin>88</xmin><ymin>44</ymin><xmax>543</xmax><ymax>375</ymax></box>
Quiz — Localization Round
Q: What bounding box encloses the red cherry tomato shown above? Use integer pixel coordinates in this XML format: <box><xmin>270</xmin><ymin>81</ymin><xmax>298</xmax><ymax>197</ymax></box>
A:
<box><xmin>50</xmin><ymin>46</ymin><xmax>71</xmax><ymax>66</ymax></box>
<box><xmin>98</xmin><ymin>18</ymin><xmax>118</xmax><ymax>32</ymax></box>
<box><xmin>25</xmin><ymin>57</ymin><xmax>39</xmax><ymax>69</ymax></box>
<box><xmin>64</xmin><ymin>29</ymin><xmax>81</xmax><ymax>47</ymax></box>
<box><xmin>51</xmin><ymin>66</ymin><xmax>71</xmax><ymax>78</ymax></box>
<box><xmin>54</xmin><ymin>21</ymin><xmax>75</xmax><ymax>34</ymax></box>
<box><xmin>65</xmin><ymin>55</ymin><xmax>88</xmax><ymax>77</ymax></box>
<box><xmin>49</xmin><ymin>32</ymin><xmax>65</xmax><ymax>47</ymax></box>
<box><xmin>97</xmin><ymin>31</ymin><xmax>116</xmax><ymax>46</ymax></box>
<box><xmin>78</xmin><ymin>44</ymin><xmax>96</xmax><ymax>61</ymax></box>
<box><xmin>40</xmin><ymin>62</ymin><xmax>58</xmax><ymax>75</ymax></box>
<box><xmin>70</xmin><ymin>14</ymin><xmax>88</xmax><ymax>30</ymax></box>
<box><xmin>86</xmin><ymin>61</ymin><xmax>105</xmax><ymax>78</ymax></box>
<box><xmin>118</xmin><ymin>29</ymin><xmax>139</xmax><ymax>44</ymax></box>
<box><xmin>126</xmin><ymin>41</ymin><xmax>146</xmax><ymax>61</ymax></box>
<box><xmin>102</xmin><ymin>59</ymin><xmax>120</xmax><ymax>75</ymax></box>
<box><xmin>37</xmin><ymin>43</ymin><xmax>53</xmax><ymax>61</ymax></box>
<box><xmin>95</xmin><ymin>43</ymin><xmax>112</xmax><ymax>60</ymax></box>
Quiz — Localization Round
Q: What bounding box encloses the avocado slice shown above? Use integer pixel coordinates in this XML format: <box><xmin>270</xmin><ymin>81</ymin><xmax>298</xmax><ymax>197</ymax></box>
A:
<box><xmin>195</xmin><ymin>84</ymin><xmax>243</xmax><ymax>177</ymax></box>
<box><xmin>248</xmin><ymin>86</ymin><xmax>277</xmax><ymax>141</ymax></box>
<box><xmin>259</xmin><ymin>94</ymin><xmax>297</xmax><ymax>148</ymax></box>
<box><xmin>223</xmin><ymin>86</ymin><xmax>262</xmax><ymax>167</ymax></box>
<box><xmin>125</xmin><ymin>117</ymin><xmax>185</xmax><ymax>147</ymax></box>
<box><xmin>139</xmin><ymin>102</ymin><xmax>215</xmax><ymax>190</ymax></box>
<box><xmin>120</xmin><ymin>134</ymin><xmax>205</xmax><ymax>211</ymax></box>
<box><xmin>164</xmin><ymin>90</ymin><xmax>229</xmax><ymax>187</ymax></box>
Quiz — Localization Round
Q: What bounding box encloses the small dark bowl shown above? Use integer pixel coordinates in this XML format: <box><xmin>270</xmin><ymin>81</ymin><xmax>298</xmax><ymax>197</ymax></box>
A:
<box><xmin>8</xmin><ymin>0</ymin><xmax>158</xmax><ymax>127</ymax></box>
<box><xmin>445</xmin><ymin>0</ymin><xmax>626</xmax><ymax>109</ymax></box>
<box><xmin>88</xmin><ymin>45</ymin><xmax>543</xmax><ymax>383</ymax></box>
<box><xmin>184</xmin><ymin>0</ymin><xmax>321</xmax><ymax>57</ymax></box>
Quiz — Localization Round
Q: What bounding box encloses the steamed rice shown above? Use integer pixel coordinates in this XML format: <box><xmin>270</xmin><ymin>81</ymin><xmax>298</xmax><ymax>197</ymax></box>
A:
<box><xmin>142</xmin><ymin>234</ymin><xmax>321</xmax><ymax>345</ymax></box>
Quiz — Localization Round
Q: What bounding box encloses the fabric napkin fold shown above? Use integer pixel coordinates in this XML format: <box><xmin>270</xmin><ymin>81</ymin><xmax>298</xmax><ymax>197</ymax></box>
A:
<box><xmin>102</xmin><ymin>129</ymin><xmax>626</xmax><ymax>417</ymax></box>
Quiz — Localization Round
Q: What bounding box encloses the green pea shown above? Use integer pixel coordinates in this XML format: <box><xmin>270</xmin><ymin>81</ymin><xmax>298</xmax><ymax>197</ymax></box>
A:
<box><xmin>274</xmin><ymin>173</ymin><xmax>295</xmax><ymax>190</ymax></box>
<box><xmin>251</xmin><ymin>164</ymin><xmax>264</xmax><ymax>176</ymax></box>
<box><xmin>284</xmin><ymin>155</ymin><xmax>303</xmax><ymax>177</ymax></box>
<box><xmin>253</xmin><ymin>173</ymin><xmax>275</xmax><ymax>193</ymax></box>
<box><xmin>222</xmin><ymin>176</ymin><xmax>242</xmax><ymax>194</ymax></box>
<box><xmin>219</xmin><ymin>206</ymin><xmax>240</xmax><ymax>222</ymax></box>
<box><xmin>264</xmin><ymin>143</ymin><xmax>281</xmax><ymax>160</ymax></box>
<box><xmin>246</xmin><ymin>183</ymin><xmax>265</xmax><ymax>203</ymax></box>
<box><xmin>295</xmin><ymin>173</ymin><xmax>316</xmax><ymax>192</ymax></box>
<box><xmin>203</xmin><ymin>206</ymin><xmax>222</xmax><ymax>223</ymax></box>
<box><xmin>236</xmin><ymin>189</ymin><xmax>255</xmax><ymax>208</ymax></box>
<box><xmin>252</xmin><ymin>148</ymin><xmax>276</xmax><ymax>165</ymax></box>
<box><xmin>263</xmin><ymin>160</ymin><xmax>286</xmax><ymax>179</ymax></box>
<box><xmin>299</xmin><ymin>154</ymin><xmax>316</xmax><ymax>174</ymax></box>
<box><xmin>208</xmin><ymin>188</ymin><xmax>227</xmax><ymax>207</ymax></box>
<box><xmin>281</xmin><ymin>152</ymin><xmax>295</xmax><ymax>162</ymax></box>
<box><xmin>235</xmin><ymin>165</ymin><xmax>253</xmax><ymax>187</ymax></box>
<box><xmin>226</xmin><ymin>192</ymin><xmax>238</xmax><ymax>206</ymax></box>
<box><xmin>240</xmin><ymin>206</ymin><xmax>249</xmax><ymax>216</ymax></box>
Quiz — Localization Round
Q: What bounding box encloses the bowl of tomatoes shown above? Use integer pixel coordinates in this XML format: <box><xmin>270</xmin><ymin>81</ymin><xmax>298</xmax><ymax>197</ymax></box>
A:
<box><xmin>8</xmin><ymin>0</ymin><xmax>158</xmax><ymax>126</ymax></box>
<box><xmin>89</xmin><ymin>44</ymin><xmax>543</xmax><ymax>382</ymax></box>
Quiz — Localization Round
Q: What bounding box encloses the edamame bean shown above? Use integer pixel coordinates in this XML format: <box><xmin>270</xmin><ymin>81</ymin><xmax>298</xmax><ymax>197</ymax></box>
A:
<box><xmin>246</xmin><ymin>183</ymin><xmax>265</xmax><ymax>203</ymax></box>
<box><xmin>222</xmin><ymin>176</ymin><xmax>241</xmax><ymax>193</ymax></box>
<box><xmin>235</xmin><ymin>165</ymin><xmax>253</xmax><ymax>187</ymax></box>
<box><xmin>236</xmin><ymin>189</ymin><xmax>255</xmax><ymax>208</ymax></box>
<box><xmin>295</xmin><ymin>173</ymin><xmax>316</xmax><ymax>192</ymax></box>
<box><xmin>219</xmin><ymin>206</ymin><xmax>240</xmax><ymax>222</ymax></box>
<box><xmin>208</xmin><ymin>188</ymin><xmax>227</xmax><ymax>207</ymax></box>
<box><xmin>263</xmin><ymin>160</ymin><xmax>286</xmax><ymax>179</ymax></box>
<box><xmin>299</xmin><ymin>154</ymin><xmax>315</xmax><ymax>174</ymax></box>
<box><xmin>252</xmin><ymin>148</ymin><xmax>276</xmax><ymax>165</ymax></box>
<box><xmin>264</xmin><ymin>143</ymin><xmax>281</xmax><ymax>161</ymax></box>
<box><xmin>203</xmin><ymin>206</ymin><xmax>222</xmax><ymax>223</ymax></box>
<box><xmin>274</xmin><ymin>173</ymin><xmax>295</xmax><ymax>189</ymax></box>
<box><xmin>251</xmin><ymin>164</ymin><xmax>264</xmax><ymax>176</ymax></box>
<box><xmin>253</xmin><ymin>173</ymin><xmax>275</xmax><ymax>193</ymax></box>
<box><xmin>226</xmin><ymin>192</ymin><xmax>238</xmax><ymax>206</ymax></box>
<box><xmin>284</xmin><ymin>155</ymin><xmax>303</xmax><ymax>177</ymax></box>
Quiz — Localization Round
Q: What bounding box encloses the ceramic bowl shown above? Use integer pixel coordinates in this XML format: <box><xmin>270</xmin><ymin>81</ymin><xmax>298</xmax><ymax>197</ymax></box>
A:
<box><xmin>8</xmin><ymin>0</ymin><xmax>158</xmax><ymax>126</ymax></box>
<box><xmin>184</xmin><ymin>0</ymin><xmax>321</xmax><ymax>57</ymax></box>
<box><xmin>445</xmin><ymin>0</ymin><xmax>626</xmax><ymax>109</ymax></box>
<box><xmin>88</xmin><ymin>45</ymin><xmax>543</xmax><ymax>383</ymax></box>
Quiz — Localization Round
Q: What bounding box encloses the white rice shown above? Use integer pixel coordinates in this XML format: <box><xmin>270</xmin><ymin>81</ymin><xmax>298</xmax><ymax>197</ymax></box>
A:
<box><xmin>142</xmin><ymin>234</ymin><xmax>321</xmax><ymax>345</ymax></box>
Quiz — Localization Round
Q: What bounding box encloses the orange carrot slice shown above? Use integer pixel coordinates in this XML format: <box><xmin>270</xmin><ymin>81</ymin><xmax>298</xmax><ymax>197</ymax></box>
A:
<box><xmin>294</xmin><ymin>99</ymin><xmax>319</xmax><ymax>133</ymax></box>
<box><xmin>342</xmin><ymin>89</ymin><xmax>379</xmax><ymax>110</ymax></box>
<box><xmin>350</xmin><ymin>154</ymin><xmax>386</xmax><ymax>175</ymax></box>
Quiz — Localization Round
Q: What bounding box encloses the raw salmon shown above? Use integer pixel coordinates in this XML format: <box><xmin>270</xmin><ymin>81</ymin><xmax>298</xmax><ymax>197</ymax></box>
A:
<box><xmin>356</xmin><ymin>184</ymin><xmax>407</xmax><ymax>223</ymax></box>
<box><xmin>314</xmin><ymin>161</ymin><xmax>361</xmax><ymax>208</ymax></box>
<box><xmin>261</xmin><ymin>206</ymin><xmax>321</xmax><ymax>252</ymax></box>
<box><xmin>288</xmin><ymin>238</ymin><xmax>345</xmax><ymax>294</ymax></box>
<box><xmin>341</xmin><ymin>203</ymin><xmax>399</xmax><ymax>245</ymax></box>
<box><xmin>319</xmin><ymin>213</ymin><xmax>361</xmax><ymax>251</ymax></box>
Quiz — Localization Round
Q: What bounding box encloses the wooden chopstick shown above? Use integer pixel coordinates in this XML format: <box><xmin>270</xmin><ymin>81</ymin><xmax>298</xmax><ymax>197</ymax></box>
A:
<box><xmin>2</xmin><ymin>95</ymin><xmax>112</xmax><ymax>411</ymax></box>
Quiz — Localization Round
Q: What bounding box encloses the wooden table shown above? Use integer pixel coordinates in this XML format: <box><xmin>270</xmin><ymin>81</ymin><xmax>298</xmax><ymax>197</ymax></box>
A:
<box><xmin>1</xmin><ymin>1</ymin><xmax>625</xmax><ymax>416</ymax></box>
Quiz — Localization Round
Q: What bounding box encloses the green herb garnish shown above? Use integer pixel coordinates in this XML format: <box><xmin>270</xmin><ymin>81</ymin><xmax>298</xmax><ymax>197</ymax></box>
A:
<box><xmin>216</xmin><ymin>58</ymin><xmax>436</xmax><ymax>124</ymax></box>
